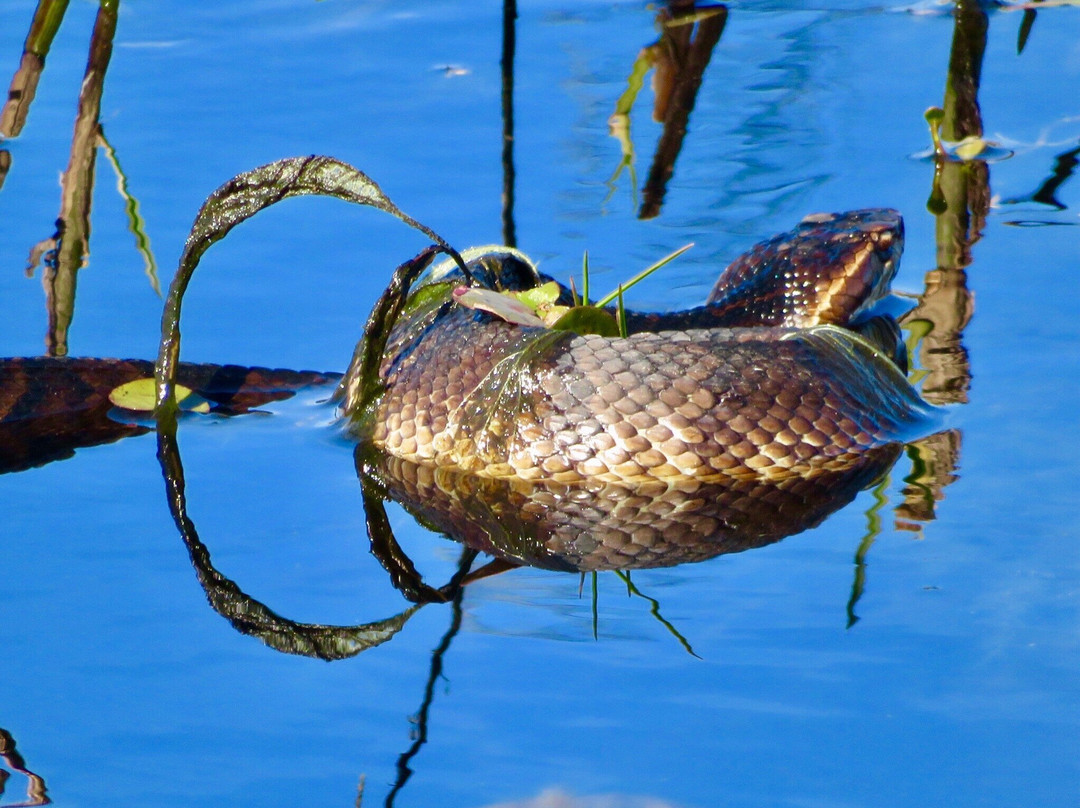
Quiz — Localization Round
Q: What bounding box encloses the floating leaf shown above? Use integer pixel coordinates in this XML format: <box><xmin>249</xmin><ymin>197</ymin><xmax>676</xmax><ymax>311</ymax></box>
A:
<box><xmin>953</xmin><ymin>135</ymin><xmax>988</xmax><ymax>161</ymax></box>
<box><xmin>452</xmin><ymin>287</ymin><xmax>545</xmax><ymax>327</ymax></box>
<box><xmin>111</xmin><ymin>378</ymin><xmax>211</xmax><ymax>413</ymax></box>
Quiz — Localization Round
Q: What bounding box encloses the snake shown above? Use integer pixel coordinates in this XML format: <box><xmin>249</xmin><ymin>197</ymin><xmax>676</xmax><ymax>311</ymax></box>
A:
<box><xmin>342</xmin><ymin>209</ymin><xmax>934</xmax><ymax>487</ymax></box>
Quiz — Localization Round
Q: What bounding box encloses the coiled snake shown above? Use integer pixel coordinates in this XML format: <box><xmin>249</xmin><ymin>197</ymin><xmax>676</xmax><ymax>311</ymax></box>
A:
<box><xmin>343</xmin><ymin>209</ymin><xmax>934</xmax><ymax>488</ymax></box>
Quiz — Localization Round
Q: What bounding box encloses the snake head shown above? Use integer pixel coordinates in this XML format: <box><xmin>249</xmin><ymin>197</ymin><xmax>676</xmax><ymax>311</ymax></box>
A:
<box><xmin>706</xmin><ymin>208</ymin><xmax>905</xmax><ymax>328</ymax></box>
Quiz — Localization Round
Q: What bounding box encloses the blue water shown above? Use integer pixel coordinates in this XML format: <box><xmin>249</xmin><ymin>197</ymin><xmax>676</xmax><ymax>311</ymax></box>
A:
<box><xmin>1</xmin><ymin>1</ymin><xmax>1079</xmax><ymax>806</ymax></box>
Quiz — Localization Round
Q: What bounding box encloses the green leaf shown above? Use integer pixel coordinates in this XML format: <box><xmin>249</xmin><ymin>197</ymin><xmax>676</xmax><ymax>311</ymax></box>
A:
<box><xmin>99</xmin><ymin>126</ymin><xmax>160</xmax><ymax>297</ymax></box>
<box><xmin>548</xmin><ymin>305</ymin><xmax>621</xmax><ymax>337</ymax></box>
<box><xmin>511</xmin><ymin>281</ymin><xmax>561</xmax><ymax>312</ymax></box>
<box><xmin>111</xmin><ymin>378</ymin><xmax>211</xmax><ymax>413</ymax></box>
<box><xmin>401</xmin><ymin>279</ymin><xmax>455</xmax><ymax>317</ymax></box>
<box><xmin>154</xmin><ymin>156</ymin><xmax>468</xmax><ymax>417</ymax></box>
<box><xmin>540</xmin><ymin>304</ymin><xmax>571</xmax><ymax>326</ymax></box>
<box><xmin>616</xmin><ymin>284</ymin><xmax>628</xmax><ymax>338</ymax></box>
<box><xmin>582</xmin><ymin>249</ymin><xmax>591</xmax><ymax>306</ymax></box>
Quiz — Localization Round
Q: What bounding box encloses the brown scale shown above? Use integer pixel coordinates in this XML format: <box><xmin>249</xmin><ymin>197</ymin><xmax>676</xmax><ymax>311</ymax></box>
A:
<box><xmin>354</xmin><ymin>209</ymin><xmax>932</xmax><ymax>486</ymax></box>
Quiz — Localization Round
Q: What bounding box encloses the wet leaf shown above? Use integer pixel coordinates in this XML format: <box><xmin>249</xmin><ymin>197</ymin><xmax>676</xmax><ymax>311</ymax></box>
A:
<box><xmin>401</xmin><ymin>279</ymin><xmax>455</xmax><ymax>317</ymax></box>
<box><xmin>511</xmin><ymin>281</ymin><xmax>561</xmax><ymax>312</ymax></box>
<box><xmin>512</xmin><ymin>281</ymin><xmax>569</xmax><ymax>325</ymax></box>
<box><xmin>540</xmin><ymin>305</ymin><xmax>571</xmax><ymax>327</ymax></box>
<box><xmin>155</xmin><ymin>156</ymin><xmax>468</xmax><ymax>416</ymax></box>
<box><xmin>549</xmin><ymin>305</ymin><xmax>621</xmax><ymax>337</ymax></box>
<box><xmin>452</xmin><ymin>287</ymin><xmax>545</xmax><ymax>327</ymax></box>
<box><xmin>111</xmin><ymin>378</ymin><xmax>211</xmax><ymax>413</ymax></box>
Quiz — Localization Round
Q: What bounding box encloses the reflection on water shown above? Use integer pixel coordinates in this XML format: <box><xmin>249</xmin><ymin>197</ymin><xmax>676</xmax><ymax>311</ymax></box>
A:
<box><xmin>24</xmin><ymin>0</ymin><xmax>115</xmax><ymax>357</ymax></box>
<box><xmin>1001</xmin><ymin>139</ymin><xmax>1080</xmax><ymax>213</ymax></box>
<box><xmin>0</xmin><ymin>0</ymin><xmax>66</xmax><ymax>144</ymax></box>
<box><xmin>2</xmin><ymin>0</ymin><xmax>156</xmax><ymax>357</ymax></box>
<box><xmin>0</xmin><ymin>357</ymin><xmax>338</xmax><ymax>473</ymax></box>
<box><xmin>146</xmin><ymin>389</ymin><xmax>958</xmax><ymax>806</ymax></box>
<box><xmin>360</xmin><ymin>446</ymin><xmax>904</xmax><ymax>572</ymax></box>
<box><xmin>501</xmin><ymin>0</ymin><xmax>518</xmax><ymax>248</ymax></box>
<box><xmin>1</xmin><ymin>0</ymin><xmax>1078</xmax><ymax>805</ymax></box>
<box><xmin>608</xmin><ymin>3</ymin><xmax>726</xmax><ymax>219</ymax></box>
<box><xmin>901</xmin><ymin>0</ymin><xmax>986</xmax><ymax>407</ymax></box>
<box><xmin>0</xmin><ymin>728</ymin><xmax>48</xmax><ymax>807</ymax></box>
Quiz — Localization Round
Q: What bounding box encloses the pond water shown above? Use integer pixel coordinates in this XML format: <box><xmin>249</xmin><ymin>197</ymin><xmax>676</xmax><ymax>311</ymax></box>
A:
<box><xmin>1</xmin><ymin>1</ymin><xmax>1079</xmax><ymax>806</ymax></box>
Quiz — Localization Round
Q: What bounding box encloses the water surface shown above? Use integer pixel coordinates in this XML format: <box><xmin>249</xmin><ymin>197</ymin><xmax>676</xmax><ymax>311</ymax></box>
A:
<box><xmin>1</xmin><ymin>1</ymin><xmax>1078</xmax><ymax>806</ymax></box>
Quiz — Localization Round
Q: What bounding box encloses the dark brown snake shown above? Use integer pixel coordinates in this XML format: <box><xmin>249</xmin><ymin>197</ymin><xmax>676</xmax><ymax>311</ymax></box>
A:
<box><xmin>342</xmin><ymin>209</ymin><xmax>935</xmax><ymax>487</ymax></box>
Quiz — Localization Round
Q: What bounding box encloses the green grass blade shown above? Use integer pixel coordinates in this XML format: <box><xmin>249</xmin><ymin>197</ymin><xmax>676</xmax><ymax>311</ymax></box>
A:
<box><xmin>616</xmin><ymin>284</ymin><xmax>627</xmax><ymax>338</ymax></box>
<box><xmin>582</xmin><ymin>249</ymin><xmax>590</xmax><ymax>305</ymax></box>
<box><xmin>594</xmin><ymin>242</ymin><xmax>693</xmax><ymax>308</ymax></box>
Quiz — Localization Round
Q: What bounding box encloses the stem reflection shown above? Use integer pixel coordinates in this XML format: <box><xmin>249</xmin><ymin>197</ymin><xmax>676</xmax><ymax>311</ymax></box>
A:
<box><xmin>0</xmin><ymin>727</ymin><xmax>49</xmax><ymax>807</ymax></box>
<box><xmin>24</xmin><ymin>0</ymin><xmax>117</xmax><ymax>357</ymax></box>
<box><xmin>901</xmin><ymin>0</ymin><xmax>987</xmax><ymax>406</ymax></box>
<box><xmin>384</xmin><ymin>559</ymin><xmax>469</xmax><ymax>808</ymax></box>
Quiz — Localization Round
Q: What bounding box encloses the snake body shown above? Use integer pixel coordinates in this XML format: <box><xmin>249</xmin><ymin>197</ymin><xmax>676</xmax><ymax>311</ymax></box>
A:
<box><xmin>344</xmin><ymin>209</ymin><xmax>933</xmax><ymax>485</ymax></box>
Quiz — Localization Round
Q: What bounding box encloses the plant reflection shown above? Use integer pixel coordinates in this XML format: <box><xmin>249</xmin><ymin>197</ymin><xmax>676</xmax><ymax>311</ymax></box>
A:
<box><xmin>608</xmin><ymin>2</ymin><xmax>727</xmax><ymax>219</ymax></box>
<box><xmin>152</xmin><ymin>396</ymin><xmax>958</xmax><ymax>806</ymax></box>
<box><xmin>1</xmin><ymin>0</ymin><xmax>157</xmax><ymax>357</ymax></box>
<box><xmin>501</xmin><ymin>0</ymin><xmax>517</xmax><ymax>248</ymax></box>
<box><xmin>0</xmin><ymin>727</ymin><xmax>49</xmax><ymax>807</ymax></box>
<box><xmin>902</xmin><ymin>0</ymin><xmax>985</xmax><ymax>408</ymax></box>
<box><xmin>1001</xmin><ymin>140</ymin><xmax>1080</xmax><ymax>214</ymax></box>
<box><xmin>153</xmin><ymin>411</ymin><xmax>511</xmax><ymax>660</ymax></box>
<box><xmin>26</xmin><ymin>0</ymin><xmax>116</xmax><ymax>357</ymax></box>
<box><xmin>382</xmin><ymin>577</ymin><xmax>467</xmax><ymax>808</ymax></box>
<box><xmin>0</xmin><ymin>0</ymin><xmax>68</xmax><ymax>144</ymax></box>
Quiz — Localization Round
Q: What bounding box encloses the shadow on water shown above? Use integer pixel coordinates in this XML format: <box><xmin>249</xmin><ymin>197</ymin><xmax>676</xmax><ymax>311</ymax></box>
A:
<box><xmin>0</xmin><ymin>0</ymin><xmax>1075</xmax><ymax>805</ymax></box>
